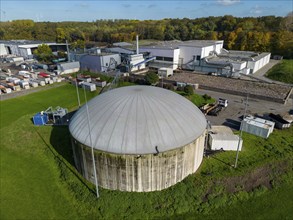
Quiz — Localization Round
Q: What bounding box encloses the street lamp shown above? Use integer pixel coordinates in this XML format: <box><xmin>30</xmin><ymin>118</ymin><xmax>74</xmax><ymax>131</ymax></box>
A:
<box><xmin>83</xmin><ymin>86</ymin><xmax>99</xmax><ymax>198</ymax></box>
<box><xmin>234</xmin><ymin>93</ymin><xmax>249</xmax><ymax>168</ymax></box>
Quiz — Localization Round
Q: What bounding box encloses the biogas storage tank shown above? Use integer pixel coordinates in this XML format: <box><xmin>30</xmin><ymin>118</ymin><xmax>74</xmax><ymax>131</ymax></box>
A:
<box><xmin>69</xmin><ymin>85</ymin><xmax>206</xmax><ymax>192</ymax></box>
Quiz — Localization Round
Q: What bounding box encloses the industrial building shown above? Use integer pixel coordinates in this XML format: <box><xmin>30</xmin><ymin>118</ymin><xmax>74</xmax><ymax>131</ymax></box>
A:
<box><xmin>138</xmin><ymin>40</ymin><xmax>270</xmax><ymax>76</ymax></box>
<box><xmin>241</xmin><ymin>115</ymin><xmax>275</xmax><ymax>138</ymax></box>
<box><xmin>0</xmin><ymin>40</ymin><xmax>67</xmax><ymax>59</ymax></box>
<box><xmin>208</xmin><ymin>126</ymin><xmax>243</xmax><ymax>151</ymax></box>
<box><xmin>69</xmin><ymin>86</ymin><xmax>207</xmax><ymax>192</ymax></box>
<box><xmin>79</xmin><ymin>53</ymin><xmax>121</xmax><ymax>73</ymax></box>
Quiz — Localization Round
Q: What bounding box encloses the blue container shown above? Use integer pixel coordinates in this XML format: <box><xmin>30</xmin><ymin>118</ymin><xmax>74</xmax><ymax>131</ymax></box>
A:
<box><xmin>33</xmin><ymin>113</ymin><xmax>48</xmax><ymax>125</ymax></box>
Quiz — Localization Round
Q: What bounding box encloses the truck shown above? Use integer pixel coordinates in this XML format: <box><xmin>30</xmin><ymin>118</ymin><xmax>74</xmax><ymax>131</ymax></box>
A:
<box><xmin>218</xmin><ymin>98</ymin><xmax>228</xmax><ymax>107</ymax></box>
<box><xmin>200</xmin><ymin>98</ymin><xmax>228</xmax><ymax>116</ymax></box>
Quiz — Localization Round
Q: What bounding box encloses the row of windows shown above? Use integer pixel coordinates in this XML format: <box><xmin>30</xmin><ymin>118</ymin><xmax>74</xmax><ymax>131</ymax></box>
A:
<box><xmin>156</xmin><ymin>56</ymin><xmax>174</xmax><ymax>62</ymax></box>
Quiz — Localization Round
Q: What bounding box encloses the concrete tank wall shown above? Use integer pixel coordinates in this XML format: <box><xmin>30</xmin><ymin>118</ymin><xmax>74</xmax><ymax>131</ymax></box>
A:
<box><xmin>72</xmin><ymin>133</ymin><xmax>205</xmax><ymax>192</ymax></box>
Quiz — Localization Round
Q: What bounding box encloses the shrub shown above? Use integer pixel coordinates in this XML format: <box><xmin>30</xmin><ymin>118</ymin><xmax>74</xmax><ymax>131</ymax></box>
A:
<box><xmin>144</xmin><ymin>72</ymin><xmax>159</xmax><ymax>85</ymax></box>
<box><xmin>184</xmin><ymin>85</ymin><xmax>194</xmax><ymax>95</ymax></box>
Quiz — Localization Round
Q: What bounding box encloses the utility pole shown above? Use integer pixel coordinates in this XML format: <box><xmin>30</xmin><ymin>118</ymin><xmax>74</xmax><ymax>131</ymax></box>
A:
<box><xmin>204</xmin><ymin>120</ymin><xmax>211</xmax><ymax>156</ymax></box>
<box><xmin>83</xmin><ymin>86</ymin><xmax>99</xmax><ymax>198</ymax></box>
<box><xmin>75</xmin><ymin>73</ymin><xmax>81</xmax><ymax>108</ymax></box>
<box><xmin>234</xmin><ymin>93</ymin><xmax>249</xmax><ymax>168</ymax></box>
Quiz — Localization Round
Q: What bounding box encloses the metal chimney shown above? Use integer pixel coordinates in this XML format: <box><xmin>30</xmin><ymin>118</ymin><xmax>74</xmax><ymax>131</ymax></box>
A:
<box><xmin>136</xmin><ymin>35</ymin><xmax>139</xmax><ymax>55</ymax></box>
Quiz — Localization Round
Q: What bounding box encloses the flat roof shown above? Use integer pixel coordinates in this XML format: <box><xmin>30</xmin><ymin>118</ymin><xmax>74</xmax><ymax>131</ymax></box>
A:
<box><xmin>243</xmin><ymin>115</ymin><xmax>275</xmax><ymax>129</ymax></box>
<box><xmin>219</xmin><ymin>50</ymin><xmax>271</xmax><ymax>61</ymax></box>
<box><xmin>206</xmin><ymin>56</ymin><xmax>246</xmax><ymax>65</ymax></box>
<box><xmin>140</xmin><ymin>40</ymin><xmax>223</xmax><ymax>50</ymax></box>
<box><xmin>0</xmin><ymin>40</ymin><xmax>66</xmax><ymax>47</ymax></box>
<box><xmin>209</xmin><ymin>126</ymin><xmax>240</xmax><ymax>141</ymax></box>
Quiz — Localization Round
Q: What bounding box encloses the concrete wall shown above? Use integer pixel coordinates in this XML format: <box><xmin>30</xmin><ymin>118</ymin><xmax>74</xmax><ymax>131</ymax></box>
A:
<box><xmin>72</xmin><ymin>133</ymin><xmax>205</xmax><ymax>192</ymax></box>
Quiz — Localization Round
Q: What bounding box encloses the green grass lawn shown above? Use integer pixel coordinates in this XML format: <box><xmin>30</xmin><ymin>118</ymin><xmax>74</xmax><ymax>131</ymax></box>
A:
<box><xmin>1</xmin><ymin>84</ymin><xmax>293</xmax><ymax>219</ymax></box>
<box><xmin>176</xmin><ymin>91</ymin><xmax>215</xmax><ymax>107</ymax></box>
<box><xmin>266</xmin><ymin>59</ymin><xmax>293</xmax><ymax>84</ymax></box>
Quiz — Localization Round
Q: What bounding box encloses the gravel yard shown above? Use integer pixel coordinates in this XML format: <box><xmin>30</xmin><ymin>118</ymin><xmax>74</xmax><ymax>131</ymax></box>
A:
<box><xmin>170</xmin><ymin>72</ymin><xmax>292</xmax><ymax>103</ymax></box>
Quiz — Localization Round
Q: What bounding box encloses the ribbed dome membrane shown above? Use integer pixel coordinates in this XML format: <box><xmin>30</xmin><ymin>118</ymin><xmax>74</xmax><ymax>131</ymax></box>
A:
<box><xmin>69</xmin><ymin>86</ymin><xmax>206</xmax><ymax>154</ymax></box>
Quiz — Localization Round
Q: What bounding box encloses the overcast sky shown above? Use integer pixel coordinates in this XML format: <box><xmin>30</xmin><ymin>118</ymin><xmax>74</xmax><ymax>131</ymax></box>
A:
<box><xmin>1</xmin><ymin>0</ymin><xmax>292</xmax><ymax>22</ymax></box>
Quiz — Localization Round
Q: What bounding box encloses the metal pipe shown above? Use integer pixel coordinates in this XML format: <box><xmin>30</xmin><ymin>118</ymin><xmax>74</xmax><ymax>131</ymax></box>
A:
<box><xmin>136</xmin><ymin>35</ymin><xmax>139</xmax><ymax>55</ymax></box>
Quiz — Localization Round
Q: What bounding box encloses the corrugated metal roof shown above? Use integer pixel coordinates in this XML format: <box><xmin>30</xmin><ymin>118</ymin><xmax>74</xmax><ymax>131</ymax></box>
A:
<box><xmin>69</xmin><ymin>85</ymin><xmax>206</xmax><ymax>155</ymax></box>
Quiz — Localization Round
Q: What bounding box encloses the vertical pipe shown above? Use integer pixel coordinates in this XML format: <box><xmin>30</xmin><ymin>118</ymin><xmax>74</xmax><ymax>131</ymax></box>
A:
<box><xmin>136</xmin><ymin>35</ymin><xmax>139</xmax><ymax>55</ymax></box>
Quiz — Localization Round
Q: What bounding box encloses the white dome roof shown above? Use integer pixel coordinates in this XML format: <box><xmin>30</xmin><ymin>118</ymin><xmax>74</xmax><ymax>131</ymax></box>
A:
<box><xmin>69</xmin><ymin>86</ymin><xmax>206</xmax><ymax>154</ymax></box>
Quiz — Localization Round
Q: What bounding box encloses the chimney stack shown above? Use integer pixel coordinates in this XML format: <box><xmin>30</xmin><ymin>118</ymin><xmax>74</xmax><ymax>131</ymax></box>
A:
<box><xmin>136</xmin><ymin>35</ymin><xmax>139</xmax><ymax>55</ymax></box>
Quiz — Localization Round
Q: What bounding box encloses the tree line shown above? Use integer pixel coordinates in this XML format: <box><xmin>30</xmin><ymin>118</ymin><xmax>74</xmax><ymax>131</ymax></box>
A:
<box><xmin>0</xmin><ymin>14</ymin><xmax>292</xmax><ymax>58</ymax></box>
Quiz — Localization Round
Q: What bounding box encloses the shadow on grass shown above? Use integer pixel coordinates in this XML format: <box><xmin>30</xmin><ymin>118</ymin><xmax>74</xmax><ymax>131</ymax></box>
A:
<box><xmin>210</xmin><ymin>155</ymin><xmax>234</xmax><ymax>168</ymax></box>
<box><xmin>50</xmin><ymin>125</ymin><xmax>75</xmax><ymax>166</ymax></box>
<box><xmin>32</xmin><ymin>116</ymin><xmax>97</xmax><ymax>196</ymax></box>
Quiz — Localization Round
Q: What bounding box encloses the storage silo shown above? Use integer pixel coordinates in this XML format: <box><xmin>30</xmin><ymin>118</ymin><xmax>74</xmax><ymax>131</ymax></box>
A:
<box><xmin>69</xmin><ymin>86</ymin><xmax>207</xmax><ymax>192</ymax></box>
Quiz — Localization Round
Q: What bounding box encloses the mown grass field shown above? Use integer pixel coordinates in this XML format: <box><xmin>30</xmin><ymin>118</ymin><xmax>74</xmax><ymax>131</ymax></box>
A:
<box><xmin>1</xmin><ymin>83</ymin><xmax>293</xmax><ymax>219</ymax></box>
<box><xmin>266</xmin><ymin>59</ymin><xmax>293</xmax><ymax>84</ymax></box>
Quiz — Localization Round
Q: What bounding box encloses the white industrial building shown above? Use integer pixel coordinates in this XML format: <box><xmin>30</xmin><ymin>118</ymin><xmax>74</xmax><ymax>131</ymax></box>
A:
<box><xmin>139</xmin><ymin>43</ymin><xmax>180</xmax><ymax>70</ymax></box>
<box><xmin>241</xmin><ymin>115</ymin><xmax>275</xmax><ymax>138</ymax></box>
<box><xmin>79</xmin><ymin>53</ymin><xmax>121</xmax><ymax>73</ymax></box>
<box><xmin>138</xmin><ymin>40</ymin><xmax>271</xmax><ymax>76</ymax></box>
<box><xmin>208</xmin><ymin>126</ymin><xmax>243</xmax><ymax>151</ymax></box>
<box><xmin>0</xmin><ymin>40</ymin><xmax>67</xmax><ymax>59</ymax></box>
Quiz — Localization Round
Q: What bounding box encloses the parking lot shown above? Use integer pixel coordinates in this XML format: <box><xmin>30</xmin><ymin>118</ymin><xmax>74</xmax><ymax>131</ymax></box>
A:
<box><xmin>196</xmin><ymin>88</ymin><xmax>293</xmax><ymax>130</ymax></box>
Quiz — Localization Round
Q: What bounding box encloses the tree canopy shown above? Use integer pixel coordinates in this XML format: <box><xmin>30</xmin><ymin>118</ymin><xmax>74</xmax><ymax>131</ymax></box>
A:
<box><xmin>144</xmin><ymin>72</ymin><xmax>159</xmax><ymax>85</ymax></box>
<box><xmin>0</xmin><ymin>15</ymin><xmax>292</xmax><ymax>58</ymax></box>
<box><xmin>33</xmin><ymin>44</ymin><xmax>54</xmax><ymax>62</ymax></box>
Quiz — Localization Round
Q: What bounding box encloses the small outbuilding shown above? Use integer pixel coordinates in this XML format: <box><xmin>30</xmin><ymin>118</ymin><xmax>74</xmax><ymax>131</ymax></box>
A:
<box><xmin>81</xmin><ymin>82</ymin><xmax>96</xmax><ymax>92</ymax></box>
<box><xmin>158</xmin><ymin>67</ymin><xmax>173</xmax><ymax>78</ymax></box>
<box><xmin>241</xmin><ymin>115</ymin><xmax>275</xmax><ymax>138</ymax></box>
<box><xmin>208</xmin><ymin>126</ymin><xmax>243</xmax><ymax>151</ymax></box>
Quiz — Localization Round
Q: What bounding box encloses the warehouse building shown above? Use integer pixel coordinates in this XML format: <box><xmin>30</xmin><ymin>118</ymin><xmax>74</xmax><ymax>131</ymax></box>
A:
<box><xmin>69</xmin><ymin>86</ymin><xmax>207</xmax><ymax>192</ymax></box>
<box><xmin>0</xmin><ymin>40</ymin><xmax>67</xmax><ymax>59</ymax></box>
<box><xmin>79</xmin><ymin>53</ymin><xmax>121</xmax><ymax>73</ymax></box>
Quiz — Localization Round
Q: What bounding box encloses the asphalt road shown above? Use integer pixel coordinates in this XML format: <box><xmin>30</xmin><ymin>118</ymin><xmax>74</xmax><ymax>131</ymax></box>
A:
<box><xmin>196</xmin><ymin>88</ymin><xmax>293</xmax><ymax>130</ymax></box>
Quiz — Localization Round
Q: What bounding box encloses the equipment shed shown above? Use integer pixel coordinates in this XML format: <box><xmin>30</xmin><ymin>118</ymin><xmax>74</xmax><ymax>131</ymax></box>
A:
<box><xmin>241</xmin><ymin>115</ymin><xmax>275</xmax><ymax>138</ymax></box>
<box><xmin>209</xmin><ymin>126</ymin><xmax>242</xmax><ymax>151</ymax></box>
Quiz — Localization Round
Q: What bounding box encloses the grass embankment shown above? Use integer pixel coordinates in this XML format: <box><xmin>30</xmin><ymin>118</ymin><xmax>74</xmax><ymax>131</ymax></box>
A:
<box><xmin>177</xmin><ymin>91</ymin><xmax>215</xmax><ymax>107</ymax></box>
<box><xmin>1</xmin><ymin>84</ymin><xmax>293</xmax><ymax>219</ymax></box>
<box><xmin>266</xmin><ymin>59</ymin><xmax>293</xmax><ymax>84</ymax></box>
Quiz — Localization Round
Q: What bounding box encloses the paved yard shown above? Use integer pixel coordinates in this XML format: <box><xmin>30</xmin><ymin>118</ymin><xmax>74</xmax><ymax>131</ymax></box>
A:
<box><xmin>195</xmin><ymin>88</ymin><xmax>293</xmax><ymax>130</ymax></box>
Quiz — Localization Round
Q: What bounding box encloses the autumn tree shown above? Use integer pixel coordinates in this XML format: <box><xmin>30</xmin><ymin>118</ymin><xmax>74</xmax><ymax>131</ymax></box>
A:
<box><xmin>33</xmin><ymin>44</ymin><xmax>54</xmax><ymax>63</ymax></box>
